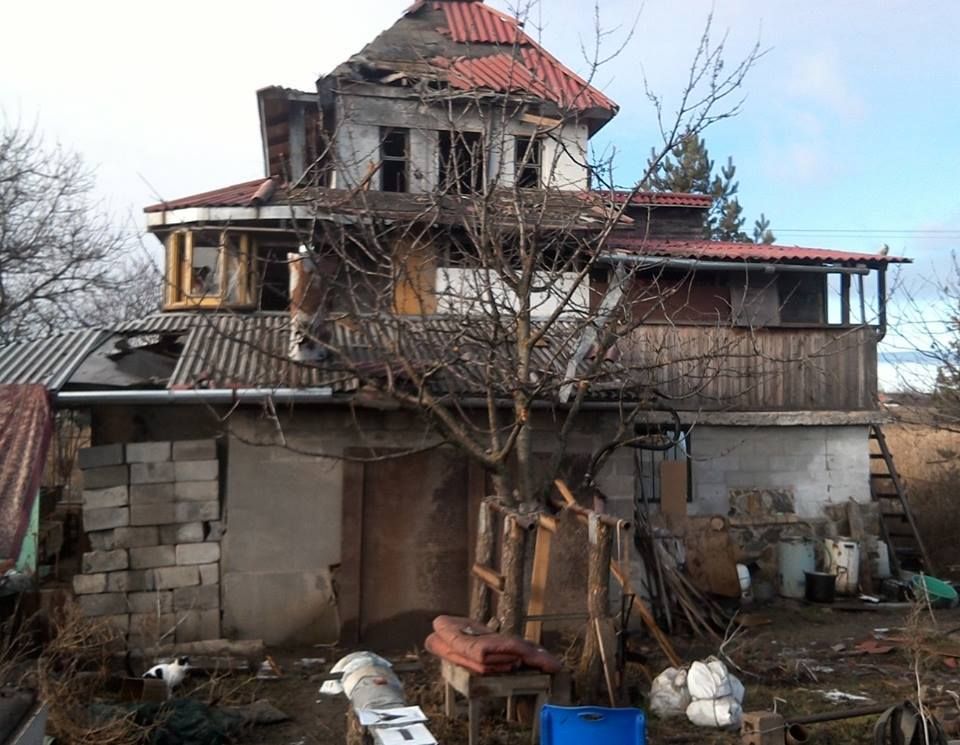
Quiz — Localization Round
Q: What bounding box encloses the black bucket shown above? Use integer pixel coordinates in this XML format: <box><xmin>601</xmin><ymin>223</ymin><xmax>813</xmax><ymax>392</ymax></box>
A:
<box><xmin>804</xmin><ymin>571</ymin><xmax>836</xmax><ymax>603</ymax></box>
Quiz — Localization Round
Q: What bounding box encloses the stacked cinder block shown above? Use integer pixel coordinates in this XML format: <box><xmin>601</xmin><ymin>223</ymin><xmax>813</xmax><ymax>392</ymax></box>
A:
<box><xmin>74</xmin><ymin>439</ymin><xmax>223</xmax><ymax>646</ymax></box>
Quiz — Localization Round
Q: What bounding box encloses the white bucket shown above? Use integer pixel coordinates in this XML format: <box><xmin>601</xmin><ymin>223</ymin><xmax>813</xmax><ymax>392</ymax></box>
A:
<box><xmin>737</xmin><ymin>563</ymin><xmax>752</xmax><ymax>601</ymax></box>
<box><xmin>825</xmin><ymin>538</ymin><xmax>860</xmax><ymax>595</ymax></box>
<box><xmin>875</xmin><ymin>541</ymin><xmax>892</xmax><ymax>580</ymax></box>
<box><xmin>778</xmin><ymin>538</ymin><xmax>816</xmax><ymax>599</ymax></box>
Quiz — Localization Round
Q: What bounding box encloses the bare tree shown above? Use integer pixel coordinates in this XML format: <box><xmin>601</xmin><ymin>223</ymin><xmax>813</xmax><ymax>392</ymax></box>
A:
<box><xmin>0</xmin><ymin>119</ymin><xmax>160</xmax><ymax>343</ymax></box>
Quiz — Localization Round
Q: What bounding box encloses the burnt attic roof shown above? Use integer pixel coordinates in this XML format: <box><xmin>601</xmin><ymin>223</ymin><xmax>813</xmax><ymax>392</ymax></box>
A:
<box><xmin>329</xmin><ymin>0</ymin><xmax>618</xmax><ymax>119</ymax></box>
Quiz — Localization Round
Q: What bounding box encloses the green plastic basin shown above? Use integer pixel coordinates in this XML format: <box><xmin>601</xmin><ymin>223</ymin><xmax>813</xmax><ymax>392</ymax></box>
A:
<box><xmin>910</xmin><ymin>575</ymin><xmax>959</xmax><ymax>609</ymax></box>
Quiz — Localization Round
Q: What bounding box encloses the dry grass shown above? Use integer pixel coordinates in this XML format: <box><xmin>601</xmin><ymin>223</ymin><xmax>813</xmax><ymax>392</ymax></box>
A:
<box><xmin>881</xmin><ymin>423</ymin><xmax>960</xmax><ymax>571</ymax></box>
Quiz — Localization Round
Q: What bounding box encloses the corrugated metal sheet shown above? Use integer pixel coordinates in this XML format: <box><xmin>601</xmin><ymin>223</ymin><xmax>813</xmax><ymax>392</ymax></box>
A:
<box><xmin>0</xmin><ymin>384</ymin><xmax>52</xmax><ymax>561</ymax></box>
<box><xmin>144</xmin><ymin>178</ymin><xmax>275</xmax><ymax>214</ymax></box>
<box><xmin>604</xmin><ymin>191</ymin><xmax>715</xmax><ymax>209</ymax></box>
<box><xmin>606</xmin><ymin>238</ymin><xmax>910</xmax><ymax>265</ymax></box>
<box><xmin>0</xmin><ymin>329</ymin><xmax>110</xmax><ymax>391</ymax></box>
<box><xmin>439</xmin><ymin>0</ymin><xmax>522</xmax><ymax>44</ymax></box>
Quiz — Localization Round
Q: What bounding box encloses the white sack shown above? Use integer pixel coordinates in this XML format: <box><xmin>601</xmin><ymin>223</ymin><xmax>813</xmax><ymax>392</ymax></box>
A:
<box><xmin>649</xmin><ymin>667</ymin><xmax>691</xmax><ymax>718</ymax></box>
<box><xmin>319</xmin><ymin>652</ymin><xmax>394</xmax><ymax>696</ymax></box>
<box><xmin>685</xmin><ymin>696</ymin><xmax>743</xmax><ymax>728</ymax></box>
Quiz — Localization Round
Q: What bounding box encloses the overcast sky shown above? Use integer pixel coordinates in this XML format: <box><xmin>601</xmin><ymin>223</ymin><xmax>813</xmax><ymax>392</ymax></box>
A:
<box><xmin>2</xmin><ymin>0</ymin><xmax>956</xmax><ymax>384</ymax></box>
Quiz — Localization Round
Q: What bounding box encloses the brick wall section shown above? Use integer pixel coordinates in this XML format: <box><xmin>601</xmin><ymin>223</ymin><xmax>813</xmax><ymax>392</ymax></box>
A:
<box><xmin>74</xmin><ymin>439</ymin><xmax>223</xmax><ymax>647</ymax></box>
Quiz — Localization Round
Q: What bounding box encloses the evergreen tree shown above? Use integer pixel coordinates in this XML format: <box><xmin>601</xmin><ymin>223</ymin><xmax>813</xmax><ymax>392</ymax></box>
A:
<box><xmin>644</xmin><ymin>133</ymin><xmax>774</xmax><ymax>244</ymax></box>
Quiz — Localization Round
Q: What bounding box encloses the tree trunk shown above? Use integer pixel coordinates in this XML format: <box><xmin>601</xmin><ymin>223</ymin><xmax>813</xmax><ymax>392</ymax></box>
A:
<box><xmin>578</xmin><ymin>514</ymin><xmax>612</xmax><ymax>701</ymax></box>
<box><xmin>470</xmin><ymin>501</ymin><xmax>495</xmax><ymax>623</ymax></box>
<box><xmin>499</xmin><ymin>516</ymin><xmax>526</xmax><ymax>635</ymax></box>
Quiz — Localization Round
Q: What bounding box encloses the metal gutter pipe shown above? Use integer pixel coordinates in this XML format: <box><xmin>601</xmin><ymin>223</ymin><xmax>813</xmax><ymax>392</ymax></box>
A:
<box><xmin>598</xmin><ymin>254</ymin><xmax>872</xmax><ymax>275</ymax></box>
<box><xmin>54</xmin><ymin>388</ymin><xmax>334</xmax><ymax>407</ymax></box>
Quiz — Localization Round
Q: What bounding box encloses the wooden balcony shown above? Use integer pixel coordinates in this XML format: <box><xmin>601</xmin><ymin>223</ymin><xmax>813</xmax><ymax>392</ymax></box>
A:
<box><xmin>618</xmin><ymin>325</ymin><xmax>878</xmax><ymax>412</ymax></box>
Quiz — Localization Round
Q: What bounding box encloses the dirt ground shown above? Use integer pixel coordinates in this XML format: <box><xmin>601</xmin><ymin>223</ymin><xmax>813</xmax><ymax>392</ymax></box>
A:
<box><xmin>167</xmin><ymin>601</ymin><xmax>960</xmax><ymax>745</ymax></box>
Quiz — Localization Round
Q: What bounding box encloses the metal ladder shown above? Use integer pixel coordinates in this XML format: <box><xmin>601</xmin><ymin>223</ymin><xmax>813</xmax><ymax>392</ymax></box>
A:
<box><xmin>868</xmin><ymin>423</ymin><xmax>932</xmax><ymax>575</ymax></box>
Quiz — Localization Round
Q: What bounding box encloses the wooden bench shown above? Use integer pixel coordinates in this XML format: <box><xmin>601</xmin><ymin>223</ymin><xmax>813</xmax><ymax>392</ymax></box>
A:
<box><xmin>441</xmin><ymin>659</ymin><xmax>553</xmax><ymax>745</ymax></box>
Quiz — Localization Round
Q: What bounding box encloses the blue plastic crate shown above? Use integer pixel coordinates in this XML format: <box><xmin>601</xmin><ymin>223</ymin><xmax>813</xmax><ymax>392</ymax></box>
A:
<box><xmin>540</xmin><ymin>705</ymin><xmax>646</xmax><ymax>745</ymax></box>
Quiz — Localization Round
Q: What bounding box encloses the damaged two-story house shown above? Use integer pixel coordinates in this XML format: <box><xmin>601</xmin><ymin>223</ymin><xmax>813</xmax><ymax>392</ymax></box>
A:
<box><xmin>0</xmin><ymin>0</ymin><xmax>910</xmax><ymax>648</ymax></box>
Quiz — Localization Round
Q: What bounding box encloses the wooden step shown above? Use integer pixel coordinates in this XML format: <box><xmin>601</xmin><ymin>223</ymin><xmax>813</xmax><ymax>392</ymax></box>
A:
<box><xmin>870</xmin><ymin>453</ymin><xmax>886</xmax><ymax>459</ymax></box>
<box><xmin>870</xmin><ymin>472</ymin><xmax>894</xmax><ymax>480</ymax></box>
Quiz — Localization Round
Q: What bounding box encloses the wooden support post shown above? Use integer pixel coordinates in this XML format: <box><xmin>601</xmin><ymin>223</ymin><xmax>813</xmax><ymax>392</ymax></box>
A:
<box><xmin>578</xmin><ymin>513</ymin><xmax>613</xmax><ymax>701</ymax></box>
<box><xmin>499</xmin><ymin>516</ymin><xmax>526</xmax><ymax>636</ymax></box>
<box><xmin>840</xmin><ymin>272</ymin><xmax>851</xmax><ymax>326</ymax></box>
<box><xmin>878</xmin><ymin>266</ymin><xmax>888</xmax><ymax>337</ymax></box>
<box><xmin>523</xmin><ymin>518</ymin><xmax>555</xmax><ymax>644</ymax></box>
<box><xmin>470</xmin><ymin>501</ymin><xmax>495</xmax><ymax>623</ymax></box>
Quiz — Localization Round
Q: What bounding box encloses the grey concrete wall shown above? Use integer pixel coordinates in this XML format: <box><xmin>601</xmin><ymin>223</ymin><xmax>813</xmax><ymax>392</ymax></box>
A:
<box><xmin>689</xmin><ymin>425</ymin><xmax>871</xmax><ymax>518</ymax></box>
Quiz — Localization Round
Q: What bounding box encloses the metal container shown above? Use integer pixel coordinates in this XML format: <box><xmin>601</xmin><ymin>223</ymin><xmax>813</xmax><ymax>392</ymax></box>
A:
<box><xmin>824</xmin><ymin>538</ymin><xmax>860</xmax><ymax>595</ymax></box>
<box><xmin>778</xmin><ymin>537</ymin><xmax>816</xmax><ymax>599</ymax></box>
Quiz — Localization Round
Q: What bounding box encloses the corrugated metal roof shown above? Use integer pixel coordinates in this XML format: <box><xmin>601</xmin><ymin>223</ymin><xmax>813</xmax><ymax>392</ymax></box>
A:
<box><xmin>0</xmin><ymin>329</ymin><xmax>110</xmax><ymax>391</ymax></box>
<box><xmin>0</xmin><ymin>384</ymin><xmax>52</xmax><ymax>561</ymax></box>
<box><xmin>606</xmin><ymin>238</ymin><xmax>910</xmax><ymax>265</ymax></box>
<box><xmin>144</xmin><ymin>177</ymin><xmax>276</xmax><ymax>214</ymax></box>
<box><xmin>603</xmin><ymin>191</ymin><xmax>714</xmax><ymax>209</ymax></box>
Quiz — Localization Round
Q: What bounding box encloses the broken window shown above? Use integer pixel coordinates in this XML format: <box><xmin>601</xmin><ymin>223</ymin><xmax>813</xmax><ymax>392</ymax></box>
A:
<box><xmin>633</xmin><ymin>425</ymin><xmax>692</xmax><ymax>504</ymax></box>
<box><xmin>256</xmin><ymin>245</ymin><xmax>294</xmax><ymax>311</ymax></box>
<box><xmin>778</xmin><ymin>273</ymin><xmax>826</xmax><ymax>324</ymax></box>
<box><xmin>165</xmin><ymin>230</ymin><xmax>254</xmax><ymax>309</ymax></box>
<box><xmin>439</xmin><ymin>131</ymin><xmax>483</xmax><ymax>194</ymax></box>
<box><xmin>515</xmin><ymin>136</ymin><xmax>542</xmax><ymax>188</ymax></box>
<box><xmin>380</xmin><ymin>127</ymin><xmax>409</xmax><ymax>193</ymax></box>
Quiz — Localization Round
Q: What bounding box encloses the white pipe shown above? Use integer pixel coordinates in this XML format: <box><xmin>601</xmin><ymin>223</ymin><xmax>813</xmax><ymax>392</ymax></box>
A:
<box><xmin>55</xmin><ymin>388</ymin><xmax>333</xmax><ymax>407</ymax></box>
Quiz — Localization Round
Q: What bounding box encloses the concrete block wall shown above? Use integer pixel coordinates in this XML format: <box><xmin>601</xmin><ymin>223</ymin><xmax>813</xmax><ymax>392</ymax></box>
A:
<box><xmin>74</xmin><ymin>439</ymin><xmax>222</xmax><ymax>646</ymax></box>
<box><xmin>690</xmin><ymin>425</ymin><xmax>871</xmax><ymax>518</ymax></box>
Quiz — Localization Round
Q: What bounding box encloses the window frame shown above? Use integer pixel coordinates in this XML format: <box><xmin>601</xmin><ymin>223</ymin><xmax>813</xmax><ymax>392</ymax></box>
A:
<box><xmin>514</xmin><ymin>135</ymin><xmax>543</xmax><ymax>189</ymax></box>
<box><xmin>439</xmin><ymin>130</ymin><xmax>484</xmax><ymax>194</ymax></box>
<box><xmin>164</xmin><ymin>229</ymin><xmax>255</xmax><ymax>310</ymax></box>
<box><xmin>380</xmin><ymin>126</ymin><xmax>410</xmax><ymax>193</ymax></box>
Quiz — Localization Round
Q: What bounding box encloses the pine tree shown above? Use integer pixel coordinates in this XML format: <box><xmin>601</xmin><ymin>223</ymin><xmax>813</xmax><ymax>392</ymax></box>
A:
<box><xmin>644</xmin><ymin>133</ymin><xmax>773</xmax><ymax>244</ymax></box>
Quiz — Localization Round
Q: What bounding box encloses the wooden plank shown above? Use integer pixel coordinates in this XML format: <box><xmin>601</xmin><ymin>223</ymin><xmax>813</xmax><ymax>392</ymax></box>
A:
<box><xmin>472</xmin><ymin>562</ymin><xmax>505</xmax><ymax>593</ymax></box>
<box><xmin>499</xmin><ymin>516</ymin><xmax>526</xmax><ymax>635</ymax></box>
<box><xmin>470</xmin><ymin>501</ymin><xmax>495</xmax><ymax>622</ymax></box>
<box><xmin>659</xmin><ymin>460</ymin><xmax>688</xmax><ymax>530</ymax></box>
<box><xmin>684</xmin><ymin>516</ymin><xmax>741</xmax><ymax>598</ymax></box>
<box><xmin>594</xmin><ymin>617</ymin><xmax>619</xmax><ymax>707</ymax></box>
<box><xmin>523</xmin><ymin>524</ymin><xmax>554</xmax><ymax>644</ymax></box>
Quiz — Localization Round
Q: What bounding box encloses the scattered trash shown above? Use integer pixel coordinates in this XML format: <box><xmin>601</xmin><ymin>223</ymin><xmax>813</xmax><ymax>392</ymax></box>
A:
<box><xmin>293</xmin><ymin>658</ymin><xmax>326</xmax><ymax>672</ymax></box>
<box><xmin>831</xmin><ymin>643</ymin><xmax>847</xmax><ymax>653</ymax></box>
<box><xmin>649</xmin><ymin>658</ymin><xmax>744</xmax><ymax>728</ymax></box>
<box><xmin>821</xmin><ymin>690</ymin><xmax>873</xmax><ymax>703</ymax></box>
<box><xmin>357</xmin><ymin>706</ymin><xmax>428</xmax><ymax>727</ymax></box>
<box><xmin>320</xmin><ymin>652</ymin><xmax>394</xmax><ymax>696</ymax></box>
<box><xmin>854</xmin><ymin>640</ymin><xmax>895</xmax><ymax>655</ymax></box>
<box><xmin>255</xmin><ymin>655</ymin><xmax>283</xmax><ymax>680</ymax></box>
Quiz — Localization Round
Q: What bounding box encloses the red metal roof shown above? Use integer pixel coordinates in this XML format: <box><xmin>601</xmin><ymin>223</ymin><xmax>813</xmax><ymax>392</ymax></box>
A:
<box><xmin>438</xmin><ymin>0</ymin><xmax>521</xmax><ymax>44</ymax></box>
<box><xmin>417</xmin><ymin>1</ymin><xmax>616</xmax><ymax>114</ymax></box>
<box><xmin>144</xmin><ymin>177</ymin><xmax>276</xmax><ymax>213</ymax></box>
<box><xmin>601</xmin><ymin>191</ymin><xmax>714</xmax><ymax>208</ymax></box>
<box><xmin>606</xmin><ymin>238</ymin><xmax>910</xmax><ymax>265</ymax></box>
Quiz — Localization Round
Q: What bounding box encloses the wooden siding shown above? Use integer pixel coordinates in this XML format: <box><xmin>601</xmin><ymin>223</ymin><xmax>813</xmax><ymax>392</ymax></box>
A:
<box><xmin>618</xmin><ymin>325</ymin><xmax>878</xmax><ymax>412</ymax></box>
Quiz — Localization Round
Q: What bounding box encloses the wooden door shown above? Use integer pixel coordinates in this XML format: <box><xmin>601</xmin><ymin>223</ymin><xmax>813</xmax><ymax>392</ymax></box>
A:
<box><xmin>358</xmin><ymin>449</ymin><xmax>469</xmax><ymax>649</ymax></box>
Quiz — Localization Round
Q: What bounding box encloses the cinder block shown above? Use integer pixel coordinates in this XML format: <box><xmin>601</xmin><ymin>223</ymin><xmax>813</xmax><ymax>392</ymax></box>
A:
<box><xmin>130</xmin><ymin>545</ymin><xmax>176</xmax><ymax>569</ymax></box>
<box><xmin>153</xmin><ymin>566</ymin><xmax>200</xmax><ymax>590</ymax></box>
<box><xmin>83</xmin><ymin>507</ymin><xmax>129</xmax><ymax>532</ymax></box>
<box><xmin>125</xmin><ymin>441</ymin><xmax>171</xmax><ymax>463</ymax></box>
<box><xmin>76</xmin><ymin>592</ymin><xmax>127</xmax><ymax>617</ymax></box>
<box><xmin>172</xmin><ymin>439</ymin><xmax>217</xmax><ymax>461</ymax></box>
<box><xmin>102</xmin><ymin>614</ymin><xmax>130</xmax><ymax>634</ymax></box>
<box><xmin>83</xmin><ymin>485</ymin><xmax>129</xmax><ymax>510</ymax></box>
<box><xmin>175</xmin><ymin>501</ymin><xmax>219</xmax><ymax>523</ymax></box>
<box><xmin>173</xmin><ymin>584</ymin><xmax>220</xmax><ymax>611</ymax></box>
<box><xmin>78</xmin><ymin>444</ymin><xmax>125</xmax><ymax>470</ymax></box>
<box><xmin>72</xmin><ymin>573</ymin><xmax>107</xmax><ymax>595</ymax></box>
<box><xmin>113</xmin><ymin>526</ymin><xmax>160</xmax><ymax>549</ymax></box>
<box><xmin>105</xmin><ymin>570</ymin><xmax>155</xmax><ymax>593</ymax></box>
<box><xmin>130</xmin><ymin>503</ymin><xmax>177</xmax><ymax>526</ymax></box>
<box><xmin>127</xmin><ymin>591</ymin><xmax>174</xmax><ymax>615</ymax></box>
<box><xmin>130</xmin><ymin>483</ymin><xmax>175</xmax><ymax>504</ymax></box>
<box><xmin>174</xmin><ymin>460</ymin><xmax>218</xmax><ymax>482</ymax></box>
<box><xmin>198</xmin><ymin>563</ymin><xmax>219</xmax><ymax>585</ymax></box>
<box><xmin>83</xmin><ymin>465</ymin><xmax>129</xmax><ymax>490</ymax></box>
<box><xmin>129</xmin><ymin>612</ymin><xmax>177</xmax><ymax>642</ymax></box>
<box><xmin>159</xmin><ymin>522</ymin><xmax>204</xmax><ymax>545</ymax></box>
<box><xmin>176</xmin><ymin>542</ymin><xmax>220</xmax><ymax>566</ymax></box>
<box><xmin>130</xmin><ymin>462</ymin><xmax>175</xmax><ymax>484</ymax></box>
<box><xmin>88</xmin><ymin>530</ymin><xmax>116</xmax><ymax>551</ymax></box>
<box><xmin>206</xmin><ymin>521</ymin><xmax>225</xmax><ymax>541</ymax></box>
<box><xmin>82</xmin><ymin>549</ymin><xmax>128</xmax><ymax>573</ymax></box>
<box><xmin>174</xmin><ymin>481</ymin><xmax>218</xmax><ymax>501</ymax></box>
<box><xmin>175</xmin><ymin>609</ymin><xmax>220</xmax><ymax>643</ymax></box>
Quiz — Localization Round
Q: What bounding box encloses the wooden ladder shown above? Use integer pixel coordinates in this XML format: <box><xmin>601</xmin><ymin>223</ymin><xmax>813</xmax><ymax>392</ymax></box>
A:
<box><xmin>868</xmin><ymin>423</ymin><xmax>933</xmax><ymax>575</ymax></box>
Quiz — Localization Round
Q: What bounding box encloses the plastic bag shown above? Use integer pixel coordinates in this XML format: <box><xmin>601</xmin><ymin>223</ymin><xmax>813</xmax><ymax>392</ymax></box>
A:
<box><xmin>686</xmin><ymin>696</ymin><xmax>743</xmax><ymax>728</ymax></box>
<box><xmin>319</xmin><ymin>652</ymin><xmax>394</xmax><ymax>696</ymax></box>
<box><xmin>649</xmin><ymin>667</ymin><xmax>691</xmax><ymax>718</ymax></box>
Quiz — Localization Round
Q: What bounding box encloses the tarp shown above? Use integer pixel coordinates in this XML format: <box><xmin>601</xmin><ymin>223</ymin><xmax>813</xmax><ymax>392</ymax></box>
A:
<box><xmin>0</xmin><ymin>385</ymin><xmax>52</xmax><ymax>561</ymax></box>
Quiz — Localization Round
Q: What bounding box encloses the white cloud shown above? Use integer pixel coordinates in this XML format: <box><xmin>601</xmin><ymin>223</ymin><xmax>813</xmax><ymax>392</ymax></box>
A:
<box><xmin>788</xmin><ymin>52</ymin><xmax>866</xmax><ymax>122</ymax></box>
